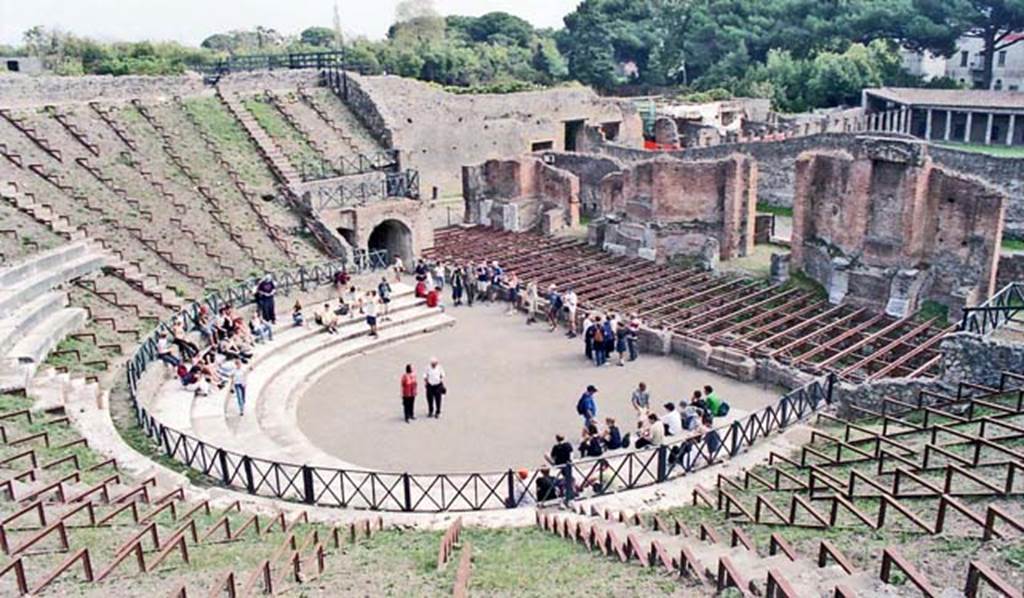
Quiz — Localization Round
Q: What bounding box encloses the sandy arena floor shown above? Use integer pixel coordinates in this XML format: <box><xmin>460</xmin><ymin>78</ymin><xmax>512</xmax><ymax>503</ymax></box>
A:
<box><xmin>297</xmin><ymin>301</ymin><xmax>783</xmax><ymax>473</ymax></box>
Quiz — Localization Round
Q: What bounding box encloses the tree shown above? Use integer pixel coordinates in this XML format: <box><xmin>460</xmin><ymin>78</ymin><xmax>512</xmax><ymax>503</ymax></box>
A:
<box><xmin>299</xmin><ymin>26</ymin><xmax>338</xmax><ymax>48</ymax></box>
<box><xmin>941</xmin><ymin>0</ymin><xmax>1024</xmax><ymax>89</ymax></box>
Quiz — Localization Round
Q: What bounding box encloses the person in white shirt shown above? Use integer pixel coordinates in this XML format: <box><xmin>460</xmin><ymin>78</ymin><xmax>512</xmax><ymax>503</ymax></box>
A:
<box><xmin>392</xmin><ymin>256</ymin><xmax>404</xmax><ymax>282</ymax></box>
<box><xmin>424</xmin><ymin>357</ymin><xmax>446</xmax><ymax>418</ymax></box>
<box><xmin>526</xmin><ymin>281</ymin><xmax>539</xmax><ymax>325</ymax></box>
<box><xmin>231</xmin><ymin>359</ymin><xmax>247</xmax><ymax>416</ymax></box>
<box><xmin>662</xmin><ymin>402</ymin><xmax>683</xmax><ymax>436</ymax></box>
<box><xmin>563</xmin><ymin>288</ymin><xmax>579</xmax><ymax>338</ymax></box>
<box><xmin>364</xmin><ymin>291</ymin><xmax>379</xmax><ymax>337</ymax></box>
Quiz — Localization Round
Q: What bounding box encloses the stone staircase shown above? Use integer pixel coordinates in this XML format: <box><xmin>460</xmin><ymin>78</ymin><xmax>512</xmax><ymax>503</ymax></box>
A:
<box><xmin>143</xmin><ymin>284</ymin><xmax>454</xmax><ymax>468</ymax></box>
<box><xmin>540</xmin><ymin>508</ymin><xmax>911</xmax><ymax>597</ymax></box>
<box><xmin>216</xmin><ymin>87</ymin><xmax>302</xmax><ymax>191</ymax></box>
<box><xmin>0</xmin><ymin>240</ymin><xmax>106</xmax><ymax>391</ymax></box>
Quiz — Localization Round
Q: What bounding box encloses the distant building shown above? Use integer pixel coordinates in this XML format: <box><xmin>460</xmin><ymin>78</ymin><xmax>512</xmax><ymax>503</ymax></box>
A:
<box><xmin>0</xmin><ymin>56</ymin><xmax>45</xmax><ymax>75</ymax></box>
<box><xmin>900</xmin><ymin>34</ymin><xmax>1024</xmax><ymax>91</ymax></box>
<box><xmin>863</xmin><ymin>87</ymin><xmax>1024</xmax><ymax>145</ymax></box>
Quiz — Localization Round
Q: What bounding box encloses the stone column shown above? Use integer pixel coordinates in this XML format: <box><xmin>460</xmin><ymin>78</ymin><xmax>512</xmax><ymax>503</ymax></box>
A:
<box><xmin>985</xmin><ymin>112</ymin><xmax>994</xmax><ymax>145</ymax></box>
<box><xmin>903</xmin><ymin>108</ymin><xmax>912</xmax><ymax>134</ymax></box>
<box><xmin>1008</xmin><ymin>114</ymin><xmax>1017</xmax><ymax>146</ymax></box>
<box><xmin>944</xmin><ymin>110</ymin><xmax>953</xmax><ymax>141</ymax></box>
<box><xmin>924</xmin><ymin>109</ymin><xmax>933</xmax><ymax>140</ymax></box>
<box><xmin>965</xmin><ymin>112</ymin><xmax>973</xmax><ymax>143</ymax></box>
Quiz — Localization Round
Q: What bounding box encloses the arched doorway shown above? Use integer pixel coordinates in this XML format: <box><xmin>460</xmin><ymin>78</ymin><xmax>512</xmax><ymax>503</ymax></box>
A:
<box><xmin>367</xmin><ymin>219</ymin><xmax>413</xmax><ymax>267</ymax></box>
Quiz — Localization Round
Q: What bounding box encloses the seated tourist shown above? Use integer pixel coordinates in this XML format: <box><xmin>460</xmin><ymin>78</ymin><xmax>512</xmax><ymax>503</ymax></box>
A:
<box><xmin>193</xmin><ymin>374</ymin><xmax>210</xmax><ymax>398</ymax></box>
<box><xmin>602</xmin><ymin>417</ymin><xmax>624</xmax><ymax>450</ymax></box>
<box><xmin>681</xmin><ymin>401</ymin><xmax>700</xmax><ymax>431</ymax></box>
<box><xmin>585</xmin><ymin>459</ymin><xmax>619</xmax><ymax>495</ymax></box>
<box><xmin>426</xmin><ymin>286</ymin><xmax>441</xmax><ymax>309</ymax></box>
<box><xmin>704</xmin><ymin>385</ymin><xmax>722</xmax><ymax>417</ymax></box>
<box><xmin>635</xmin><ymin>413</ymin><xmax>664</xmax><ymax>449</ymax></box>
<box><xmin>249</xmin><ymin>314</ymin><xmax>273</xmax><ymax>343</ymax></box>
<box><xmin>535</xmin><ymin>467</ymin><xmax>559</xmax><ymax>502</ymax></box>
<box><xmin>317</xmin><ymin>303</ymin><xmax>339</xmax><ymax>334</ymax></box>
<box><xmin>197</xmin><ymin>309</ymin><xmax>218</xmax><ymax>346</ymax></box>
<box><xmin>662</xmin><ymin>402</ymin><xmax>683</xmax><ymax>436</ymax></box>
<box><xmin>511</xmin><ymin>468</ymin><xmax>534</xmax><ymax>507</ymax></box>
<box><xmin>156</xmin><ymin>332</ymin><xmax>180</xmax><ymax>368</ymax></box>
<box><xmin>292</xmin><ymin>300</ymin><xmax>304</xmax><ymax>327</ymax></box>
<box><xmin>171</xmin><ymin>317</ymin><xmax>199</xmax><ymax>360</ymax></box>
<box><xmin>548</xmin><ymin>434</ymin><xmax>574</xmax><ymax>466</ymax></box>
<box><xmin>215</xmin><ymin>355</ymin><xmax>236</xmax><ymax>388</ymax></box>
<box><xmin>579</xmin><ymin>427</ymin><xmax>604</xmax><ymax>459</ymax></box>
<box><xmin>690</xmin><ymin>389</ymin><xmax>707</xmax><ymax>414</ymax></box>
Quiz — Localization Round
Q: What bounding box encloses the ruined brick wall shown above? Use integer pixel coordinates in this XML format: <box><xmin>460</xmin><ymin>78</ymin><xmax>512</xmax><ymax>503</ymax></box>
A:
<box><xmin>588</xmin><ymin>132</ymin><xmax>1024</xmax><ymax>240</ymax></box>
<box><xmin>461</xmin><ymin>156</ymin><xmax>580</xmax><ymax>230</ymax></box>
<box><xmin>547</xmin><ymin>152</ymin><xmax>625</xmax><ymax>216</ymax></box>
<box><xmin>599</xmin><ymin>155</ymin><xmax>757</xmax><ymax>261</ymax></box>
<box><xmin>998</xmin><ymin>254</ymin><xmax>1024</xmax><ymax>287</ymax></box>
<box><xmin>791</xmin><ymin>138</ymin><xmax>1005</xmax><ymax>316</ymax></box>
<box><xmin>343</xmin><ymin>73</ymin><xmax>644</xmax><ymax>200</ymax></box>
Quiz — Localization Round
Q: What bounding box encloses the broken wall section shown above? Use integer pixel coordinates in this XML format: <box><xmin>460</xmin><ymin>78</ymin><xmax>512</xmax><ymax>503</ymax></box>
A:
<box><xmin>461</xmin><ymin>157</ymin><xmax>581</xmax><ymax>234</ymax></box>
<box><xmin>594</xmin><ymin>154</ymin><xmax>757</xmax><ymax>265</ymax></box>
<box><xmin>791</xmin><ymin>138</ymin><xmax>1005</xmax><ymax>319</ymax></box>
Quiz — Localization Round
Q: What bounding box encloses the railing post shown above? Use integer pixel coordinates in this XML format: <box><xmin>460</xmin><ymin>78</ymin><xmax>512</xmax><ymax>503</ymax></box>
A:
<box><xmin>826</xmin><ymin>373</ymin><xmax>836</xmax><ymax>405</ymax></box>
<box><xmin>506</xmin><ymin>469</ymin><xmax>515</xmax><ymax>508</ymax></box>
<box><xmin>656</xmin><ymin>446</ymin><xmax>668</xmax><ymax>482</ymax></box>
<box><xmin>218</xmin><ymin>449</ymin><xmax>230</xmax><ymax>486</ymax></box>
<box><xmin>730</xmin><ymin>422</ymin><xmax>741</xmax><ymax>457</ymax></box>
<box><xmin>402</xmin><ymin>474</ymin><xmax>412</xmax><ymax>512</ymax></box>
<box><xmin>242</xmin><ymin>456</ymin><xmax>255</xmax><ymax>494</ymax></box>
<box><xmin>302</xmin><ymin>466</ymin><xmax>315</xmax><ymax>504</ymax></box>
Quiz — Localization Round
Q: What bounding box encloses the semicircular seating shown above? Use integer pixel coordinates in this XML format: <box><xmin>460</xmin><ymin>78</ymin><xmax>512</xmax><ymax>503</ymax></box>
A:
<box><xmin>143</xmin><ymin>282</ymin><xmax>454</xmax><ymax>469</ymax></box>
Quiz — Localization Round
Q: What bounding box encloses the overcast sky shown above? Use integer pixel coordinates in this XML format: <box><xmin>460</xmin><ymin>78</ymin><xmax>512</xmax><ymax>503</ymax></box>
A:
<box><xmin>0</xmin><ymin>0</ymin><xmax>582</xmax><ymax>47</ymax></box>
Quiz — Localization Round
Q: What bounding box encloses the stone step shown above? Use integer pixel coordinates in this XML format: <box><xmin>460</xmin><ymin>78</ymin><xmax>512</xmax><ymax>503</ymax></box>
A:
<box><xmin>6</xmin><ymin>307</ymin><xmax>87</xmax><ymax>366</ymax></box>
<box><xmin>190</xmin><ymin>306</ymin><xmax>449</xmax><ymax>465</ymax></box>
<box><xmin>0</xmin><ymin>241</ymin><xmax>106</xmax><ymax>317</ymax></box>
<box><xmin>0</xmin><ymin>291</ymin><xmax>66</xmax><ymax>357</ymax></box>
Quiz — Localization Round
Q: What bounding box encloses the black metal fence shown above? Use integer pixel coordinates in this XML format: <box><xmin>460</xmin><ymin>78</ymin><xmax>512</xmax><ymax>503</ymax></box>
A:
<box><xmin>314</xmin><ymin>170</ymin><xmax>420</xmax><ymax>210</ymax></box>
<box><xmin>198</xmin><ymin>50</ymin><xmax>347</xmax><ymax>76</ymax></box>
<box><xmin>126</xmin><ymin>270</ymin><xmax>834</xmax><ymax>511</ymax></box>
<box><xmin>299</xmin><ymin>150</ymin><xmax>400</xmax><ymax>183</ymax></box>
<box><xmin>959</xmin><ymin>282</ymin><xmax>1024</xmax><ymax>335</ymax></box>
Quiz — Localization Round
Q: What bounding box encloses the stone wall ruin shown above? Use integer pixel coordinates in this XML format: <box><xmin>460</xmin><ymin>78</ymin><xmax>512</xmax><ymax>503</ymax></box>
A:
<box><xmin>791</xmin><ymin>138</ymin><xmax>1005</xmax><ymax>319</ymax></box>
<box><xmin>461</xmin><ymin>157</ymin><xmax>580</xmax><ymax>233</ymax></box>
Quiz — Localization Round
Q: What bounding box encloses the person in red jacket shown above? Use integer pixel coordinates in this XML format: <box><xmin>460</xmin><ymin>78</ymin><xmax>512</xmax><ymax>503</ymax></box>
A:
<box><xmin>426</xmin><ymin>286</ymin><xmax>440</xmax><ymax>308</ymax></box>
<box><xmin>400</xmin><ymin>364</ymin><xmax>417</xmax><ymax>422</ymax></box>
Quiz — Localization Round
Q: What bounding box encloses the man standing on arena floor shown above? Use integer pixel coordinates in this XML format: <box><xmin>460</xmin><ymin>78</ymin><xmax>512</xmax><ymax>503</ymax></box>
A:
<box><xmin>576</xmin><ymin>384</ymin><xmax>598</xmax><ymax>426</ymax></box>
<box><xmin>424</xmin><ymin>357</ymin><xmax>447</xmax><ymax>418</ymax></box>
<box><xmin>563</xmin><ymin>287</ymin><xmax>579</xmax><ymax>338</ymax></box>
<box><xmin>377</xmin><ymin>276</ymin><xmax>392</xmax><ymax>321</ymax></box>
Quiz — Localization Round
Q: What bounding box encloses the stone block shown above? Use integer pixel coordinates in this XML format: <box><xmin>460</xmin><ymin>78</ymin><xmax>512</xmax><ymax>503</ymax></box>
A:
<box><xmin>673</xmin><ymin>336</ymin><xmax>712</xmax><ymax>368</ymax></box>
<box><xmin>699</xmin><ymin>238</ymin><xmax>720</xmax><ymax>272</ymax></box>
<box><xmin>770</xmin><ymin>253</ymin><xmax>791</xmax><ymax>284</ymax></box>
<box><xmin>637</xmin><ymin>247</ymin><xmax>657</xmax><ymax>262</ymax></box>
<box><xmin>478</xmin><ymin>199</ymin><xmax>493</xmax><ymax>227</ymax></box>
<box><xmin>827</xmin><ymin>258</ymin><xmax>850</xmax><ymax>305</ymax></box>
<box><xmin>884</xmin><ymin>268</ymin><xmax>928</xmax><ymax>318</ymax></box>
<box><xmin>603</xmin><ymin>242</ymin><xmax>627</xmax><ymax>256</ymax></box>
<box><xmin>707</xmin><ymin>346</ymin><xmax>757</xmax><ymax>381</ymax></box>
<box><xmin>542</xmin><ymin>208</ymin><xmax>566</xmax><ymax>235</ymax></box>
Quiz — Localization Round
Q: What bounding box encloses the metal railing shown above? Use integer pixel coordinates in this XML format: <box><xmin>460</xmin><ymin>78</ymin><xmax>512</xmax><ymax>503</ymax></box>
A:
<box><xmin>125</xmin><ymin>274</ymin><xmax>834</xmax><ymax>512</ymax></box>
<box><xmin>959</xmin><ymin>281</ymin><xmax>1024</xmax><ymax>335</ymax></box>
<box><xmin>197</xmin><ymin>50</ymin><xmax>346</xmax><ymax>76</ymax></box>
<box><xmin>314</xmin><ymin>170</ymin><xmax>420</xmax><ymax>211</ymax></box>
<box><xmin>299</xmin><ymin>150</ymin><xmax>400</xmax><ymax>183</ymax></box>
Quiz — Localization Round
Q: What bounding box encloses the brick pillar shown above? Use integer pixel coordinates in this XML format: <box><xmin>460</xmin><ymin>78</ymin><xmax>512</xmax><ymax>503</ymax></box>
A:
<box><xmin>1007</xmin><ymin>114</ymin><xmax>1017</xmax><ymax>146</ymax></box>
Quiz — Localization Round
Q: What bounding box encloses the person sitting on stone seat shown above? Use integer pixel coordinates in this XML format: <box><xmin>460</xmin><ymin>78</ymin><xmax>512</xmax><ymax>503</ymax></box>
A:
<box><xmin>317</xmin><ymin>303</ymin><xmax>339</xmax><ymax>334</ymax></box>
<box><xmin>579</xmin><ymin>424</ymin><xmax>604</xmax><ymax>458</ymax></box>
<box><xmin>197</xmin><ymin>307</ymin><xmax>218</xmax><ymax>347</ymax></box>
<box><xmin>171</xmin><ymin>317</ymin><xmax>199</xmax><ymax>360</ymax></box>
<box><xmin>535</xmin><ymin>467</ymin><xmax>559</xmax><ymax>502</ymax></box>
<box><xmin>635</xmin><ymin>412</ymin><xmax>664</xmax><ymax>449</ymax></box>
<box><xmin>249</xmin><ymin>313</ymin><xmax>273</xmax><ymax>343</ymax></box>
<box><xmin>602</xmin><ymin>417</ymin><xmax>625</xmax><ymax>450</ymax></box>
<box><xmin>292</xmin><ymin>300</ymin><xmax>304</xmax><ymax>327</ymax></box>
<box><xmin>156</xmin><ymin>332</ymin><xmax>180</xmax><ymax>368</ymax></box>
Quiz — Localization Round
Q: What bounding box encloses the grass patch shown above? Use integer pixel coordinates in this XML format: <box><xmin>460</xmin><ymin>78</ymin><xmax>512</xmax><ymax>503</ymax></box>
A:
<box><xmin>915</xmin><ymin>300</ymin><xmax>949</xmax><ymax>327</ymax></box>
<box><xmin>783</xmin><ymin>270</ymin><xmax>827</xmax><ymax>299</ymax></box>
<box><xmin>757</xmin><ymin>203</ymin><xmax>793</xmax><ymax>217</ymax></box>
<box><xmin>180</xmin><ymin>97</ymin><xmax>277</xmax><ymax>190</ymax></box>
<box><xmin>1003</xmin><ymin>237</ymin><xmax>1024</xmax><ymax>252</ymax></box>
<box><xmin>241</xmin><ymin>96</ymin><xmax>322</xmax><ymax>172</ymax></box>
<box><xmin>935</xmin><ymin>142</ymin><xmax>1024</xmax><ymax>159</ymax></box>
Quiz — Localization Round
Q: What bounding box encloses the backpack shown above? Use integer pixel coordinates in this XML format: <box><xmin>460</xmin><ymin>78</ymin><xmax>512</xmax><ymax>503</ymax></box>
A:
<box><xmin>593</xmin><ymin>326</ymin><xmax>604</xmax><ymax>343</ymax></box>
<box><xmin>717</xmin><ymin>402</ymin><xmax>730</xmax><ymax>417</ymax></box>
<box><xmin>576</xmin><ymin>395</ymin><xmax>589</xmax><ymax>416</ymax></box>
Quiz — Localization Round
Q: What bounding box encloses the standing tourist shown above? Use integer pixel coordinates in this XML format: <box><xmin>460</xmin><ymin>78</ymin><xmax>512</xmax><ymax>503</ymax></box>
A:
<box><xmin>392</xmin><ymin>256</ymin><xmax>404</xmax><ymax>282</ymax></box>
<box><xmin>630</xmin><ymin>382</ymin><xmax>650</xmax><ymax>417</ymax></box>
<box><xmin>365</xmin><ymin>291</ymin><xmax>380</xmax><ymax>337</ymax></box>
<box><xmin>505</xmin><ymin>271</ymin><xmax>520</xmax><ymax>315</ymax></box>
<box><xmin>615</xmin><ymin>319</ymin><xmax>629</xmax><ymax>366</ymax></box>
<box><xmin>575</xmin><ymin>384</ymin><xmax>598</xmax><ymax>426</ymax></box>
<box><xmin>582</xmin><ymin>313</ymin><xmax>596</xmax><ymax>361</ymax></box>
<box><xmin>525</xmin><ymin>280</ymin><xmax>539</xmax><ymax>324</ymax></box>
<box><xmin>400</xmin><ymin>364</ymin><xmax>417</xmax><ymax>423</ymax></box>
<box><xmin>424</xmin><ymin>357</ymin><xmax>446</xmax><ymax>418</ymax></box>
<box><xmin>255</xmin><ymin>275</ymin><xmax>277</xmax><ymax>324</ymax></box>
<box><xmin>546</xmin><ymin>285</ymin><xmax>562</xmax><ymax>332</ymax></box>
<box><xmin>601</xmin><ymin>317</ymin><xmax>615</xmax><ymax>367</ymax></box>
<box><xmin>563</xmin><ymin>287</ymin><xmax>579</xmax><ymax>337</ymax></box>
<box><xmin>378</xmin><ymin>277</ymin><xmax>393</xmax><ymax>321</ymax></box>
<box><xmin>465</xmin><ymin>266</ymin><xmax>477</xmax><ymax>307</ymax></box>
<box><xmin>591</xmin><ymin>315</ymin><xmax>606</xmax><ymax>366</ymax></box>
<box><xmin>627</xmin><ymin>313</ymin><xmax>642</xmax><ymax>361</ymax></box>
<box><xmin>232</xmin><ymin>358</ymin><xmax>247</xmax><ymax>416</ymax></box>
<box><xmin>451</xmin><ymin>263</ymin><xmax>465</xmax><ymax>306</ymax></box>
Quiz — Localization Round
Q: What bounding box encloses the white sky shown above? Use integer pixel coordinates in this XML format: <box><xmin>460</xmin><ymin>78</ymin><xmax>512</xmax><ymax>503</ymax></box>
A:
<box><xmin>0</xmin><ymin>0</ymin><xmax>583</xmax><ymax>47</ymax></box>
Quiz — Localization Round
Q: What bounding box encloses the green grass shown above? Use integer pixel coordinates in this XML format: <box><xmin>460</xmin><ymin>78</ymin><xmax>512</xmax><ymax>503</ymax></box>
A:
<box><xmin>1003</xmin><ymin>237</ymin><xmax>1024</xmax><ymax>252</ymax></box>
<box><xmin>180</xmin><ymin>97</ymin><xmax>277</xmax><ymax>190</ymax></box>
<box><xmin>915</xmin><ymin>300</ymin><xmax>949</xmax><ymax>327</ymax></box>
<box><xmin>783</xmin><ymin>270</ymin><xmax>827</xmax><ymax>299</ymax></box>
<box><xmin>757</xmin><ymin>203</ymin><xmax>793</xmax><ymax>218</ymax></box>
<box><xmin>241</xmin><ymin>96</ymin><xmax>323</xmax><ymax>172</ymax></box>
<box><xmin>934</xmin><ymin>142</ymin><xmax>1024</xmax><ymax>159</ymax></box>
